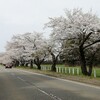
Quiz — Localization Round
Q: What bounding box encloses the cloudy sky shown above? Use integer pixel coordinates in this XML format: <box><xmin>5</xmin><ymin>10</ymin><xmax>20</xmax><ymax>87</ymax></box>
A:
<box><xmin>0</xmin><ymin>0</ymin><xmax>100</xmax><ymax>52</ymax></box>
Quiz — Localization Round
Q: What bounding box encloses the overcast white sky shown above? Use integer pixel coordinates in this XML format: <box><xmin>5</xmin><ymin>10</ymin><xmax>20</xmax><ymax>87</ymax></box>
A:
<box><xmin>0</xmin><ymin>0</ymin><xmax>100</xmax><ymax>52</ymax></box>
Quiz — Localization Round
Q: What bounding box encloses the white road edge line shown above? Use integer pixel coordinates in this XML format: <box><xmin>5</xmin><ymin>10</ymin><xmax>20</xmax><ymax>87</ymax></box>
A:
<box><xmin>16</xmin><ymin>69</ymin><xmax>100</xmax><ymax>89</ymax></box>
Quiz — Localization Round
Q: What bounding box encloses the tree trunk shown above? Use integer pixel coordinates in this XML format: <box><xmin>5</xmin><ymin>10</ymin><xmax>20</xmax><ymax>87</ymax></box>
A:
<box><xmin>51</xmin><ymin>53</ymin><xmax>58</xmax><ymax>72</ymax></box>
<box><xmin>34</xmin><ymin>59</ymin><xmax>41</xmax><ymax>70</ymax></box>
<box><xmin>87</xmin><ymin>53</ymin><xmax>95</xmax><ymax>76</ymax></box>
<box><xmin>25</xmin><ymin>63</ymin><xmax>28</xmax><ymax>67</ymax></box>
<box><xmin>15</xmin><ymin>60</ymin><xmax>19</xmax><ymax>67</ymax></box>
<box><xmin>79</xmin><ymin>46</ymin><xmax>88</xmax><ymax>75</ymax></box>
<box><xmin>37</xmin><ymin>64</ymin><xmax>41</xmax><ymax>70</ymax></box>
<box><xmin>20</xmin><ymin>63</ymin><xmax>24</xmax><ymax>66</ymax></box>
<box><xmin>30</xmin><ymin>60</ymin><xmax>33</xmax><ymax>69</ymax></box>
<box><xmin>51</xmin><ymin>60</ymin><xmax>57</xmax><ymax>72</ymax></box>
<box><xmin>88</xmin><ymin>65</ymin><xmax>92</xmax><ymax>76</ymax></box>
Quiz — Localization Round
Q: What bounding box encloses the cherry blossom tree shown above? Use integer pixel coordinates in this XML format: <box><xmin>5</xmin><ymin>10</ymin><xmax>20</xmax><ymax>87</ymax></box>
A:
<box><xmin>46</xmin><ymin>8</ymin><xmax>100</xmax><ymax>75</ymax></box>
<box><xmin>5</xmin><ymin>33</ymin><xmax>34</xmax><ymax>67</ymax></box>
<box><xmin>5</xmin><ymin>32</ymin><xmax>48</xmax><ymax>69</ymax></box>
<box><xmin>0</xmin><ymin>52</ymin><xmax>11</xmax><ymax>64</ymax></box>
<box><xmin>31</xmin><ymin>32</ymin><xmax>48</xmax><ymax>70</ymax></box>
<box><xmin>45</xmin><ymin>38</ymin><xmax>63</xmax><ymax>71</ymax></box>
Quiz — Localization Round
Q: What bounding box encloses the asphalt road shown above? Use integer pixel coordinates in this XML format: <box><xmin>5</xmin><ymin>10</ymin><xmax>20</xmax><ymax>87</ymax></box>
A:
<box><xmin>0</xmin><ymin>66</ymin><xmax>100</xmax><ymax>100</ymax></box>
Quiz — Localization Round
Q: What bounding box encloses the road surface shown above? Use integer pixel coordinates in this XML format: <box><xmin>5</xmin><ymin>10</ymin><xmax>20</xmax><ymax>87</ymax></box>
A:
<box><xmin>0</xmin><ymin>66</ymin><xmax>100</xmax><ymax>100</ymax></box>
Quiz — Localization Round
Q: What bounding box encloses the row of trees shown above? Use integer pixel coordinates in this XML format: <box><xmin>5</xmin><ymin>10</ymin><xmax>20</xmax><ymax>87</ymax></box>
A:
<box><xmin>0</xmin><ymin>32</ymin><xmax>61</xmax><ymax>72</ymax></box>
<box><xmin>0</xmin><ymin>9</ymin><xmax>100</xmax><ymax>76</ymax></box>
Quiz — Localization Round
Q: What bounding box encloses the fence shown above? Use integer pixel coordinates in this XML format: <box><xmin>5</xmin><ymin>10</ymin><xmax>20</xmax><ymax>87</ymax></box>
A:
<box><xmin>41</xmin><ymin>66</ymin><xmax>97</xmax><ymax>77</ymax></box>
<box><xmin>56</xmin><ymin>67</ymin><xmax>80</xmax><ymax>75</ymax></box>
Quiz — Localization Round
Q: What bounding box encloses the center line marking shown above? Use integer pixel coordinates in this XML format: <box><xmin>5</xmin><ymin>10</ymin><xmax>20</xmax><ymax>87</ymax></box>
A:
<box><xmin>17</xmin><ymin>77</ymin><xmax>25</xmax><ymax>82</ymax></box>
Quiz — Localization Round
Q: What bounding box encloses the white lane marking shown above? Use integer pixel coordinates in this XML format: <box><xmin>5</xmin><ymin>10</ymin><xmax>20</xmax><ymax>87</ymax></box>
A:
<box><xmin>16</xmin><ymin>75</ymin><xmax>62</xmax><ymax>100</ymax></box>
<box><xmin>38</xmin><ymin>88</ymin><xmax>50</xmax><ymax>96</ymax></box>
<box><xmin>38</xmin><ymin>88</ymin><xmax>62</xmax><ymax>100</ymax></box>
<box><xmin>15</xmin><ymin>69</ymin><xmax>100</xmax><ymax>89</ymax></box>
<box><xmin>11</xmin><ymin>73</ymin><xmax>15</xmax><ymax>76</ymax></box>
<box><xmin>17</xmin><ymin>77</ymin><xmax>26</xmax><ymax>82</ymax></box>
<box><xmin>49</xmin><ymin>93</ymin><xmax>62</xmax><ymax>100</ymax></box>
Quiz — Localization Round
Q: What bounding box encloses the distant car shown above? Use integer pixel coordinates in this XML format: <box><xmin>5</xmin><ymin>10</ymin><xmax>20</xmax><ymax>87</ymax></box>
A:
<box><xmin>5</xmin><ymin>63</ymin><xmax>13</xmax><ymax>68</ymax></box>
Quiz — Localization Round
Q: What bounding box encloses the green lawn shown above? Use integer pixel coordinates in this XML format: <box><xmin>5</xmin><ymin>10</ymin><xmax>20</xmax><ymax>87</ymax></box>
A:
<box><xmin>92</xmin><ymin>67</ymin><xmax>100</xmax><ymax>77</ymax></box>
